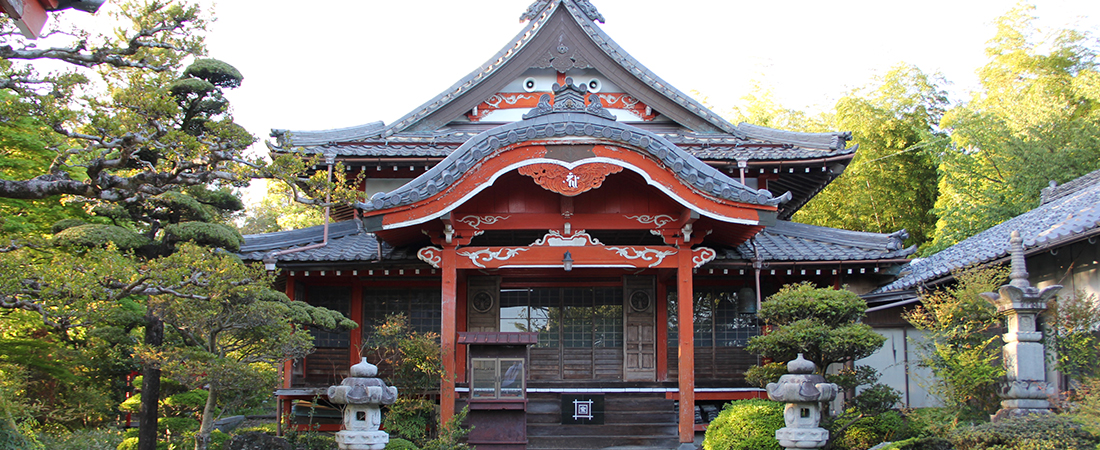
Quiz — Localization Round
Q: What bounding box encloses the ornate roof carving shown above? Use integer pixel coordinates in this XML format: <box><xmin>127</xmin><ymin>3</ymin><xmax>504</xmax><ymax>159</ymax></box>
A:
<box><xmin>521</xmin><ymin>78</ymin><xmax>615</xmax><ymax>121</ymax></box>
<box><xmin>522</xmin><ymin>0</ymin><xmax>604</xmax><ymax>24</ymax></box>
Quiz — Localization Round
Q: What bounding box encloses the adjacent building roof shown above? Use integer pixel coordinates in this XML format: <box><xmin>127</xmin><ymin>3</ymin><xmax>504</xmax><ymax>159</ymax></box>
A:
<box><xmin>875</xmin><ymin>168</ymin><xmax>1100</xmax><ymax>293</ymax></box>
<box><xmin>727</xmin><ymin>221</ymin><xmax>915</xmax><ymax>262</ymax></box>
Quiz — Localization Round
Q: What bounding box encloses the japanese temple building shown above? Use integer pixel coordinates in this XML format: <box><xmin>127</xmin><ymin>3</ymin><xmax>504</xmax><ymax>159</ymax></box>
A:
<box><xmin>241</xmin><ymin>1</ymin><xmax>916</xmax><ymax>448</ymax></box>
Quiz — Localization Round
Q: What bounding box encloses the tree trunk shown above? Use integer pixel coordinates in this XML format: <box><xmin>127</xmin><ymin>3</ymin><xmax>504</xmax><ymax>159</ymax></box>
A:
<box><xmin>194</xmin><ymin>385</ymin><xmax>218</xmax><ymax>450</ymax></box>
<box><xmin>138</xmin><ymin>312</ymin><xmax>163</xmax><ymax>450</ymax></box>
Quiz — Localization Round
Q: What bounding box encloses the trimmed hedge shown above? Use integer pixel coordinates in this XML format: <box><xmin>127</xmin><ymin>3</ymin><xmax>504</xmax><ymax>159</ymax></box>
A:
<box><xmin>703</xmin><ymin>399</ymin><xmax>784</xmax><ymax>450</ymax></box>
<box><xmin>949</xmin><ymin>414</ymin><xmax>1100</xmax><ymax>450</ymax></box>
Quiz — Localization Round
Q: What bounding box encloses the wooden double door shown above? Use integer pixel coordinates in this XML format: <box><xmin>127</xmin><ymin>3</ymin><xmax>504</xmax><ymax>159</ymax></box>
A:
<box><xmin>467</xmin><ymin>275</ymin><xmax>657</xmax><ymax>382</ymax></box>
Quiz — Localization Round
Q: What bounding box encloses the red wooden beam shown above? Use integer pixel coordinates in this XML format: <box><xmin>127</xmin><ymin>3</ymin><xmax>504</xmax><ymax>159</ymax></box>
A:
<box><xmin>2</xmin><ymin>0</ymin><xmax>48</xmax><ymax>38</ymax></box>
<box><xmin>418</xmin><ymin>242</ymin><xmax>716</xmax><ymax>271</ymax></box>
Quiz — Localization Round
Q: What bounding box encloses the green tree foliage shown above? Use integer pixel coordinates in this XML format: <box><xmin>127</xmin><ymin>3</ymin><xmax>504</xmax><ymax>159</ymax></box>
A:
<box><xmin>930</xmin><ymin>5</ymin><xmax>1100</xmax><ymax>253</ymax></box>
<box><xmin>0</xmin><ymin>4</ymin><xmax>356</xmax><ymax>450</ymax></box>
<box><xmin>133</xmin><ymin>245</ymin><xmax>356</xmax><ymax>449</ymax></box>
<box><xmin>361</xmin><ymin>314</ymin><xmax>444</xmax><ymax>446</ymax></box>
<box><xmin>794</xmin><ymin>65</ymin><xmax>948</xmax><ymax>250</ymax></box>
<box><xmin>903</xmin><ymin>266</ymin><xmax>1008</xmax><ymax>416</ymax></box>
<box><xmin>1044</xmin><ymin>293</ymin><xmax>1100</xmax><ymax>382</ymax></box>
<box><xmin>746</xmin><ymin>283</ymin><xmax>885</xmax><ymax>375</ymax></box>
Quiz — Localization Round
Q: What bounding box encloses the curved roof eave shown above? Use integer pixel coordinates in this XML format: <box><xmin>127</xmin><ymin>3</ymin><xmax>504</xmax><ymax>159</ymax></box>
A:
<box><xmin>356</xmin><ymin>113</ymin><xmax>790</xmax><ymax>229</ymax></box>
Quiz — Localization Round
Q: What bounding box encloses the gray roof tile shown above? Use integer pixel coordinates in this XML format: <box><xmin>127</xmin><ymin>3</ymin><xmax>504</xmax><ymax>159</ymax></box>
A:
<box><xmin>728</xmin><ymin>221</ymin><xmax>915</xmax><ymax>262</ymax></box>
<box><xmin>240</xmin><ymin>219</ymin><xmax>911</xmax><ymax>265</ymax></box>
<box><xmin>876</xmin><ymin>169</ymin><xmax>1100</xmax><ymax>293</ymax></box>
<box><xmin>356</xmin><ymin>114</ymin><xmax>793</xmax><ymax>215</ymax></box>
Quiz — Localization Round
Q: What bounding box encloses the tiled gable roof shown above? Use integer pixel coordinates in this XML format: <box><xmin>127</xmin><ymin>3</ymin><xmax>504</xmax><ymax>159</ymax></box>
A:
<box><xmin>727</xmin><ymin>221</ymin><xmax>915</xmax><ymax>262</ymax></box>
<box><xmin>876</xmin><ymin>169</ymin><xmax>1100</xmax><ymax>293</ymax></box>
<box><xmin>356</xmin><ymin>114</ymin><xmax>791</xmax><ymax>215</ymax></box>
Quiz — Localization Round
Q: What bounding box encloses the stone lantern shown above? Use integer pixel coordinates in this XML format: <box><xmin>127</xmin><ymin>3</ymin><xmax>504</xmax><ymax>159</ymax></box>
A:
<box><xmin>766</xmin><ymin>354</ymin><xmax>838</xmax><ymax>449</ymax></box>
<box><xmin>980</xmin><ymin>230</ymin><xmax>1061</xmax><ymax>422</ymax></box>
<box><xmin>327</xmin><ymin>358</ymin><xmax>399</xmax><ymax>450</ymax></box>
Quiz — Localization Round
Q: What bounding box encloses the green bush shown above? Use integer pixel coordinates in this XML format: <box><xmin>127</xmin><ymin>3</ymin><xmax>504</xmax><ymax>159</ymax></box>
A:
<box><xmin>881</xmin><ymin>437</ymin><xmax>954</xmax><ymax>450</ymax></box>
<box><xmin>162</xmin><ymin>389</ymin><xmax>209</xmax><ymax>415</ymax></box>
<box><xmin>163</xmin><ymin>221</ymin><xmax>243</xmax><ymax>251</ymax></box>
<box><xmin>54</xmin><ymin>224</ymin><xmax>150</xmax><ymax>251</ymax></box>
<box><xmin>949</xmin><ymin>414</ymin><xmax>1100</xmax><ymax>450</ymax></box>
<box><xmin>285</xmin><ymin>429</ymin><xmax>337</xmax><ymax>450</ymax></box>
<box><xmin>384</xmin><ymin>397</ymin><xmax>435</xmax><ymax>445</ymax></box>
<box><xmin>703</xmin><ymin>399</ymin><xmax>784</xmax><ymax>450</ymax></box>
<box><xmin>849</xmin><ymin>384</ymin><xmax>902</xmax><ymax>416</ymax></box>
<box><xmin>832</xmin><ymin>410</ymin><xmax>905</xmax><ymax>450</ymax></box>
<box><xmin>386</xmin><ymin>438</ymin><xmax>421</xmax><ymax>450</ymax></box>
<box><xmin>235</xmin><ymin>423</ymin><xmax>278</xmax><ymax>435</ymax></box>
<box><xmin>37</xmin><ymin>427</ymin><xmax>124</xmax><ymax>450</ymax></box>
<box><xmin>116</xmin><ymin>436</ymin><xmax>170</xmax><ymax>450</ymax></box>
<box><xmin>157</xmin><ymin>416</ymin><xmax>200</xmax><ymax>435</ymax></box>
<box><xmin>51</xmin><ymin>218</ymin><xmax>88</xmax><ymax>234</ymax></box>
<box><xmin>208</xmin><ymin>430</ymin><xmax>230</xmax><ymax>450</ymax></box>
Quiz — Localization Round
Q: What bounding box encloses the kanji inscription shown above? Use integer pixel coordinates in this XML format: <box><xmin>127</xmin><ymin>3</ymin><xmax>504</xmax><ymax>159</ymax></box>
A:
<box><xmin>518</xmin><ymin>163</ymin><xmax>622</xmax><ymax>196</ymax></box>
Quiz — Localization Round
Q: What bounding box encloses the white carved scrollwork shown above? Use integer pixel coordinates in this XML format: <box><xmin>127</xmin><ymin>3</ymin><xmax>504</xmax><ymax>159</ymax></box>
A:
<box><xmin>457</xmin><ymin>215</ymin><xmax>510</xmax><ymax>230</ymax></box>
<box><xmin>605</xmin><ymin>247</ymin><xmax>677</xmax><ymax>268</ymax></box>
<box><xmin>530</xmin><ymin>230</ymin><xmax>603</xmax><ymax>247</ymax></box>
<box><xmin>457</xmin><ymin>248</ymin><xmax>529</xmax><ymax>268</ymax></box>
<box><xmin>417</xmin><ymin>247</ymin><xmax>443</xmax><ymax>269</ymax></box>
<box><xmin>692</xmin><ymin>247</ymin><xmax>717</xmax><ymax>268</ymax></box>
<box><xmin>624</xmin><ymin>214</ymin><xmax>676</xmax><ymax>228</ymax></box>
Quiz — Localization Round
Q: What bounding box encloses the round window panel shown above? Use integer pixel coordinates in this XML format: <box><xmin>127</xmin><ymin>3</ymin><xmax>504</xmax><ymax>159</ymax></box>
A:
<box><xmin>472</xmin><ymin>291</ymin><xmax>494</xmax><ymax>313</ymax></box>
<box><xmin>629</xmin><ymin>291</ymin><xmax>651</xmax><ymax>312</ymax></box>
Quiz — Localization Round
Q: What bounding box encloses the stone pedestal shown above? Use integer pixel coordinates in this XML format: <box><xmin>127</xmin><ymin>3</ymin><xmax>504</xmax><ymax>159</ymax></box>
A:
<box><xmin>328</xmin><ymin>358</ymin><xmax>399</xmax><ymax>450</ymax></box>
<box><xmin>980</xmin><ymin>231</ymin><xmax>1061</xmax><ymax>422</ymax></box>
<box><xmin>766</xmin><ymin>354</ymin><xmax>838</xmax><ymax>449</ymax></box>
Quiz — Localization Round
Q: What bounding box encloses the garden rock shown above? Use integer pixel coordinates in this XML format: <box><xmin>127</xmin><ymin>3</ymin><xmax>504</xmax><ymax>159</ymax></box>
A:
<box><xmin>225</xmin><ymin>431</ymin><xmax>292</xmax><ymax>450</ymax></box>
<box><xmin>214</xmin><ymin>415</ymin><xmax>246</xmax><ymax>433</ymax></box>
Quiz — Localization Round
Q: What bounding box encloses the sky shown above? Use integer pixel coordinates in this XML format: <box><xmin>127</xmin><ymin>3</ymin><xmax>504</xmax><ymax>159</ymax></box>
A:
<box><xmin>197</xmin><ymin>0</ymin><xmax>1097</xmax><ymax>136</ymax></box>
<box><xmin>51</xmin><ymin>0</ymin><xmax>1100</xmax><ymax>204</ymax></box>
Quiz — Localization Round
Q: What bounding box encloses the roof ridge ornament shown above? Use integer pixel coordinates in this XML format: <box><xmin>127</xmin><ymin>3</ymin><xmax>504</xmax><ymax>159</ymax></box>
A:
<box><xmin>522</xmin><ymin>77</ymin><xmax>616</xmax><ymax>121</ymax></box>
<box><xmin>521</xmin><ymin>0</ymin><xmax>604</xmax><ymax>23</ymax></box>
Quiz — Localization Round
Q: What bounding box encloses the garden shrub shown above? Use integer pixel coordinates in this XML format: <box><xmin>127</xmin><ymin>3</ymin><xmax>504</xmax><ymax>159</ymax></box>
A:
<box><xmin>208</xmin><ymin>429</ymin><xmax>230</xmax><ymax>450</ymax></box>
<box><xmin>157</xmin><ymin>416</ymin><xmax>200</xmax><ymax>435</ymax></box>
<box><xmin>235</xmin><ymin>423</ymin><xmax>278</xmax><ymax>435</ymax></box>
<box><xmin>849</xmin><ymin>384</ymin><xmax>902</xmax><ymax>416</ymax></box>
<box><xmin>51</xmin><ymin>218</ymin><xmax>87</xmax><ymax>234</ymax></box>
<box><xmin>881</xmin><ymin>437</ymin><xmax>953</xmax><ymax>450</ymax></box>
<box><xmin>386</xmin><ymin>437</ymin><xmax>421</xmax><ymax>450</ymax></box>
<box><xmin>831</xmin><ymin>410</ymin><xmax>905</xmax><ymax>450</ymax></box>
<box><xmin>948</xmin><ymin>414</ymin><xmax>1100</xmax><ymax>450</ymax></box>
<box><xmin>161</xmin><ymin>389</ymin><xmax>209</xmax><ymax>416</ymax></box>
<box><xmin>54</xmin><ymin>224</ymin><xmax>150</xmax><ymax>251</ymax></box>
<box><xmin>384</xmin><ymin>397</ymin><xmax>435</xmax><ymax>445</ymax></box>
<box><xmin>116</xmin><ymin>437</ymin><xmax>170</xmax><ymax>450</ymax></box>
<box><xmin>702</xmin><ymin>399</ymin><xmax>784</xmax><ymax>450</ymax></box>
<box><xmin>36</xmin><ymin>427</ymin><xmax>124</xmax><ymax>450</ymax></box>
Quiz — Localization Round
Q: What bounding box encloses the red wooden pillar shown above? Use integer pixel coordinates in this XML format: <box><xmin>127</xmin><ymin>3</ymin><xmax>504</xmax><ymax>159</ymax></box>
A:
<box><xmin>349</xmin><ymin>281</ymin><xmax>364</xmax><ymax>367</ymax></box>
<box><xmin>279</xmin><ymin>277</ymin><xmax>297</xmax><ymax>436</ymax></box>
<box><xmin>676</xmin><ymin>247</ymin><xmax>695</xmax><ymax>445</ymax></box>
<box><xmin>441</xmin><ymin>245</ymin><xmax>458</xmax><ymax>423</ymax></box>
